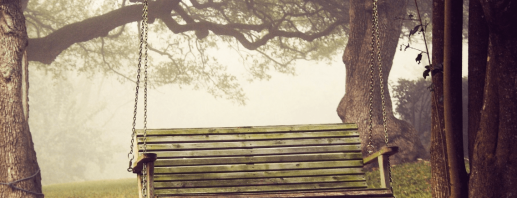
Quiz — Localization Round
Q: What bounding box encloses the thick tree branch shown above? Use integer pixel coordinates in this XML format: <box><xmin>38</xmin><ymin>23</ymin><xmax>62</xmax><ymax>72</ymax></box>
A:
<box><xmin>159</xmin><ymin>14</ymin><xmax>346</xmax><ymax>51</ymax></box>
<box><xmin>27</xmin><ymin>0</ymin><xmax>180</xmax><ymax>64</ymax></box>
<box><xmin>27</xmin><ymin>0</ymin><xmax>347</xmax><ymax>65</ymax></box>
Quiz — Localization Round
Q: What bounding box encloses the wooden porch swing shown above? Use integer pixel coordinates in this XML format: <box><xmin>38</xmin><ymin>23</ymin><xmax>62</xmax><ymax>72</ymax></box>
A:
<box><xmin>127</xmin><ymin>1</ymin><xmax>398</xmax><ymax>197</ymax></box>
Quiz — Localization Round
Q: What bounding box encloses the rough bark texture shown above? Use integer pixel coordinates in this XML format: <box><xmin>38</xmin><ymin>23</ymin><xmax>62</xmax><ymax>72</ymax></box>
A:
<box><xmin>338</xmin><ymin>0</ymin><xmax>429</xmax><ymax>166</ymax></box>
<box><xmin>468</xmin><ymin>0</ymin><xmax>517</xmax><ymax>197</ymax></box>
<box><xmin>430</xmin><ymin>0</ymin><xmax>450</xmax><ymax>197</ymax></box>
<box><xmin>0</xmin><ymin>0</ymin><xmax>43</xmax><ymax>197</ymax></box>
<box><xmin>467</xmin><ymin>0</ymin><xmax>487</xmax><ymax>173</ymax></box>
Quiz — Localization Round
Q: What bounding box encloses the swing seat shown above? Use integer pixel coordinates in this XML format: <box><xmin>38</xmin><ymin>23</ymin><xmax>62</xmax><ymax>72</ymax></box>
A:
<box><xmin>132</xmin><ymin>123</ymin><xmax>398</xmax><ymax>198</ymax></box>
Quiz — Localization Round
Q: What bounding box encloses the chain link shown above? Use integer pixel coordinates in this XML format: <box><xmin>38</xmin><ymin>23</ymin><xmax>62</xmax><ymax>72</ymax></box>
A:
<box><xmin>371</xmin><ymin>0</ymin><xmax>394</xmax><ymax>195</ymax></box>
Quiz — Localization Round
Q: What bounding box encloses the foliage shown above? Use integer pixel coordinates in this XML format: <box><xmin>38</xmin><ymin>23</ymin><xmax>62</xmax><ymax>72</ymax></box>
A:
<box><xmin>391</xmin><ymin>78</ymin><xmax>433</xmax><ymax>151</ymax></box>
<box><xmin>391</xmin><ymin>77</ymin><xmax>469</xmax><ymax>154</ymax></box>
<box><xmin>22</xmin><ymin>0</ymin><xmax>442</xmax><ymax>104</ymax></box>
<box><xmin>24</xmin><ymin>0</ymin><xmax>350</xmax><ymax>104</ymax></box>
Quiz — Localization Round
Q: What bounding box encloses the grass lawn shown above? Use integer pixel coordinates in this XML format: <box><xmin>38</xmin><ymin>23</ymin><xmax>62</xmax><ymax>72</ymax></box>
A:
<box><xmin>43</xmin><ymin>178</ymin><xmax>138</xmax><ymax>198</ymax></box>
<box><xmin>366</xmin><ymin>160</ymin><xmax>431</xmax><ymax>198</ymax></box>
<box><xmin>43</xmin><ymin>160</ymin><xmax>432</xmax><ymax>198</ymax></box>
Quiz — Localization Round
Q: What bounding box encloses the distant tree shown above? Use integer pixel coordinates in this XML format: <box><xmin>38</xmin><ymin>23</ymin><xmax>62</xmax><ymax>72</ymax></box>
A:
<box><xmin>391</xmin><ymin>78</ymin><xmax>432</xmax><ymax>151</ymax></box>
<box><xmin>391</xmin><ymin>77</ymin><xmax>468</xmax><ymax>156</ymax></box>
<box><xmin>29</xmin><ymin>72</ymin><xmax>120</xmax><ymax>185</ymax></box>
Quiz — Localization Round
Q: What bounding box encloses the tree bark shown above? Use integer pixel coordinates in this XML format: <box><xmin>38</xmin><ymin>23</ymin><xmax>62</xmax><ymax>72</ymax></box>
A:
<box><xmin>0</xmin><ymin>0</ymin><xmax>43</xmax><ymax>197</ymax></box>
<box><xmin>430</xmin><ymin>0</ymin><xmax>450</xmax><ymax>197</ymax></box>
<box><xmin>338</xmin><ymin>0</ymin><xmax>429</xmax><ymax>166</ymax></box>
<box><xmin>467</xmin><ymin>0</ymin><xmax>488</xmax><ymax>173</ymax></box>
<box><xmin>469</xmin><ymin>1</ymin><xmax>517</xmax><ymax>197</ymax></box>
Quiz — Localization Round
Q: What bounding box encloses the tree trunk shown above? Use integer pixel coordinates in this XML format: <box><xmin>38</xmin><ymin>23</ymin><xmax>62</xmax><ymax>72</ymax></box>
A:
<box><xmin>469</xmin><ymin>1</ymin><xmax>517</xmax><ymax>197</ymax></box>
<box><xmin>467</xmin><ymin>0</ymin><xmax>488</xmax><ymax>173</ymax></box>
<box><xmin>0</xmin><ymin>1</ymin><xmax>43</xmax><ymax>197</ymax></box>
<box><xmin>338</xmin><ymin>0</ymin><xmax>429</xmax><ymax>166</ymax></box>
<box><xmin>443</xmin><ymin>0</ymin><xmax>469</xmax><ymax>197</ymax></box>
<box><xmin>430</xmin><ymin>0</ymin><xmax>450</xmax><ymax>197</ymax></box>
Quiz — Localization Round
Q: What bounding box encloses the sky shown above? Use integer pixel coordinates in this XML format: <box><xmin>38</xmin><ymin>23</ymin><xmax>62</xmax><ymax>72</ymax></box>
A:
<box><xmin>31</xmin><ymin>36</ymin><xmax>468</xmax><ymax>184</ymax></box>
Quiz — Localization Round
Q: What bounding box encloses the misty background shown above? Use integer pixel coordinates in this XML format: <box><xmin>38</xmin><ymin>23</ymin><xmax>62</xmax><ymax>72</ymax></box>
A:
<box><xmin>24</xmin><ymin>1</ymin><xmax>469</xmax><ymax>185</ymax></box>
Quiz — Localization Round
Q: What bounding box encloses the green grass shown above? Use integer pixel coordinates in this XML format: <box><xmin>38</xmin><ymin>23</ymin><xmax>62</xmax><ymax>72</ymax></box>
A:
<box><xmin>43</xmin><ymin>178</ymin><xmax>138</xmax><ymax>198</ymax></box>
<box><xmin>44</xmin><ymin>161</ymin><xmax>432</xmax><ymax>198</ymax></box>
<box><xmin>366</xmin><ymin>160</ymin><xmax>431</xmax><ymax>198</ymax></box>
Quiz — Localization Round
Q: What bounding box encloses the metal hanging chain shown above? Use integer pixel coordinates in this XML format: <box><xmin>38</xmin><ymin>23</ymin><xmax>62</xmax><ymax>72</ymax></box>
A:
<box><xmin>125</xmin><ymin>0</ymin><xmax>149</xmax><ymax>197</ymax></box>
<box><xmin>366</xmin><ymin>0</ymin><xmax>378</xmax><ymax>155</ymax></box>
<box><xmin>371</xmin><ymin>0</ymin><xmax>394</xmax><ymax>194</ymax></box>
<box><xmin>141</xmin><ymin>0</ymin><xmax>150</xmax><ymax>197</ymax></box>
<box><xmin>127</xmin><ymin>0</ymin><xmax>148</xmax><ymax>173</ymax></box>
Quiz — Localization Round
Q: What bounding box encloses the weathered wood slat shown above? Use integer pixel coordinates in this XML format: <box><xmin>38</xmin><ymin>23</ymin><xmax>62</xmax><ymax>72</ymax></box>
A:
<box><xmin>154</xmin><ymin>175</ymin><xmax>366</xmax><ymax>188</ymax></box>
<box><xmin>138</xmin><ymin>138</ymin><xmax>361</xmax><ymax>151</ymax></box>
<box><xmin>155</xmin><ymin>153</ymin><xmax>363</xmax><ymax>166</ymax></box>
<box><xmin>154</xmin><ymin>168</ymin><xmax>365</xmax><ymax>181</ymax></box>
<box><xmin>156</xmin><ymin>189</ymin><xmax>394</xmax><ymax>198</ymax></box>
<box><xmin>155</xmin><ymin>160</ymin><xmax>363</xmax><ymax>174</ymax></box>
<box><xmin>151</xmin><ymin>145</ymin><xmax>362</xmax><ymax>158</ymax></box>
<box><xmin>136</xmin><ymin>123</ymin><xmax>358</xmax><ymax>136</ymax></box>
<box><xmin>154</xmin><ymin>181</ymin><xmax>367</xmax><ymax>195</ymax></box>
<box><xmin>137</xmin><ymin>131</ymin><xmax>359</xmax><ymax>143</ymax></box>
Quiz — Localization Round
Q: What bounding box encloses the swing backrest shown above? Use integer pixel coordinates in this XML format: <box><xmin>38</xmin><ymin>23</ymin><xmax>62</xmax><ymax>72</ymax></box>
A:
<box><xmin>133</xmin><ymin>123</ymin><xmax>393</xmax><ymax>196</ymax></box>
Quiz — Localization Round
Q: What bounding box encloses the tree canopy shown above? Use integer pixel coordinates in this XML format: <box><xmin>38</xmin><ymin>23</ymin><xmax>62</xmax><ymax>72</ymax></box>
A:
<box><xmin>25</xmin><ymin>0</ymin><xmax>351</xmax><ymax>103</ymax></box>
<box><xmin>24</xmin><ymin>0</ymin><xmax>436</xmax><ymax>103</ymax></box>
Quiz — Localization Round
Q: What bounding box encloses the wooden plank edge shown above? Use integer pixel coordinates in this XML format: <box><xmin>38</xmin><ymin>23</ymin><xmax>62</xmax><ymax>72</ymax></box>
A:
<box><xmin>154</xmin><ymin>153</ymin><xmax>364</xmax><ymax>166</ymax></box>
<box><xmin>154</xmin><ymin>175</ymin><xmax>367</xmax><ymax>188</ymax></box>
<box><xmin>155</xmin><ymin>188</ymin><xmax>393</xmax><ymax>197</ymax></box>
<box><xmin>136</xmin><ymin>131</ymin><xmax>360</xmax><ymax>142</ymax></box>
<box><xmin>363</xmin><ymin>146</ymin><xmax>399</xmax><ymax>165</ymax></box>
<box><xmin>136</xmin><ymin>123</ymin><xmax>358</xmax><ymax>135</ymax></box>
<box><xmin>132</xmin><ymin>153</ymin><xmax>158</xmax><ymax>174</ymax></box>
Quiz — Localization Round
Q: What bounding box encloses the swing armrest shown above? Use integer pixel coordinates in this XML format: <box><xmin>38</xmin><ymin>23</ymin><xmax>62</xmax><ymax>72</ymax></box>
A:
<box><xmin>363</xmin><ymin>146</ymin><xmax>399</xmax><ymax>165</ymax></box>
<box><xmin>132</xmin><ymin>153</ymin><xmax>157</xmax><ymax>174</ymax></box>
<box><xmin>363</xmin><ymin>146</ymin><xmax>398</xmax><ymax>189</ymax></box>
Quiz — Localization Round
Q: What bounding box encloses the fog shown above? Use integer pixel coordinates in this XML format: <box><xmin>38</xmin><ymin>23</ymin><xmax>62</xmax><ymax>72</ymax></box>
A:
<box><xmin>22</xmin><ymin>1</ymin><xmax>469</xmax><ymax>185</ymax></box>
<box><xmin>28</xmin><ymin>38</ymin><xmax>468</xmax><ymax>185</ymax></box>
